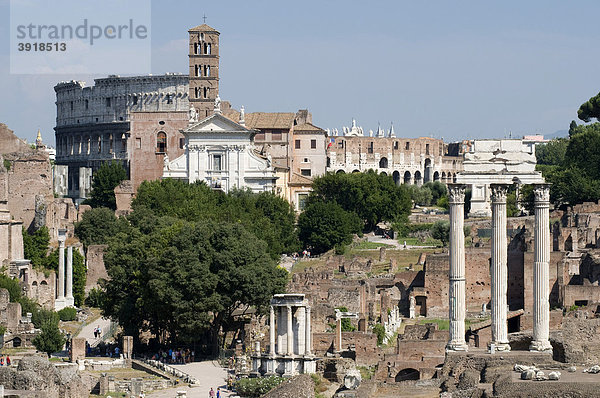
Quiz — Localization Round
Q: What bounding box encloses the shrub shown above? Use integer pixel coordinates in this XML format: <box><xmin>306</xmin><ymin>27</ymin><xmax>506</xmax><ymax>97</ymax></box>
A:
<box><xmin>58</xmin><ymin>307</ymin><xmax>77</xmax><ymax>321</ymax></box>
<box><xmin>85</xmin><ymin>287</ymin><xmax>105</xmax><ymax>308</ymax></box>
<box><xmin>234</xmin><ymin>376</ymin><xmax>284</xmax><ymax>397</ymax></box>
<box><xmin>372</xmin><ymin>323</ymin><xmax>385</xmax><ymax>345</ymax></box>
<box><xmin>33</xmin><ymin>321</ymin><xmax>65</xmax><ymax>355</ymax></box>
<box><xmin>31</xmin><ymin>308</ymin><xmax>59</xmax><ymax>328</ymax></box>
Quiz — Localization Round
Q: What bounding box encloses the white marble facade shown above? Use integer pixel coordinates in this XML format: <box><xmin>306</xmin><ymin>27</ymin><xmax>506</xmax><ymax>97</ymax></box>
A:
<box><xmin>457</xmin><ymin>139</ymin><xmax>539</xmax><ymax>217</ymax></box>
<box><xmin>163</xmin><ymin>108</ymin><xmax>276</xmax><ymax>193</ymax></box>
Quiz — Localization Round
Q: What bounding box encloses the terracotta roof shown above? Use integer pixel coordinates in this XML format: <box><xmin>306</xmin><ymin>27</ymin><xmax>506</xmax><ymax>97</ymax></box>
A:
<box><xmin>244</xmin><ymin>112</ymin><xmax>295</xmax><ymax>129</ymax></box>
<box><xmin>188</xmin><ymin>24</ymin><xmax>220</xmax><ymax>33</ymax></box>
<box><xmin>289</xmin><ymin>172</ymin><xmax>314</xmax><ymax>186</ymax></box>
<box><xmin>293</xmin><ymin>122</ymin><xmax>325</xmax><ymax>133</ymax></box>
<box><xmin>223</xmin><ymin>109</ymin><xmax>240</xmax><ymax>123</ymax></box>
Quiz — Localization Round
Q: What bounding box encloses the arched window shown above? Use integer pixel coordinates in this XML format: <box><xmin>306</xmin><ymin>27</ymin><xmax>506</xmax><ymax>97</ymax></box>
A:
<box><xmin>157</xmin><ymin>132</ymin><xmax>167</xmax><ymax>153</ymax></box>
<box><xmin>379</xmin><ymin>157</ymin><xmax>388</xmax><ymax>168</ymax></box>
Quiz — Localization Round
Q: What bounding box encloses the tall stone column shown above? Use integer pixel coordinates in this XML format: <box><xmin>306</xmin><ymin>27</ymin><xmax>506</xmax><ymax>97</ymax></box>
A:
<box><xmin>286</xmin><ymin>305</ymin><xmax>293</xmax><ymax>356</ymax></box>
<box><xmin>55</xmin><ymin>229</ymin><xmax>66</xmax><ymax>310</ymax></box>
<box><xmin>305</xmin><ymin>306</ymin><xmax>312</xmax><ymax>355</ymax></box>
<box><xmin>297</xmin><ymin>306</ymin><xmax>306</xmax><ymax>355</ymax></box>
<box><xmin>277</xmin><ymin>307</ymin><xmax>285</xmax><ymax>355</ymax></box>
<box><xmin>530</xmin><ymin>184</ymin><xmax>553</xmax><ymax>352</ymax></box>
<box><xmin>269</xmin><ymin>306</ymin><xmax>276</xmax><ymax>356</ymax></box>
<box><xmin>65</xmin><ymin>246</ymin><xmax>74</xmax><ymax>307</ymax></box>
<box><xmin>490</xmin><ymin>184</ymin><xmax>510</xmax><ymax>351</ymax></box>
<box><xmin>446</xmin><ymin>184</ymin><xmax>468</xmax><ymax>352</ymax></box>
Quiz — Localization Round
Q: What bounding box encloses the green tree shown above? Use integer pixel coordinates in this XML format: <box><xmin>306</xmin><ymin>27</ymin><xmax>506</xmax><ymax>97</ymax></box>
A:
<box><xmin>22</xmin><ymin>226</ymin><xmax>50</xmax><ymax>267</ymax></box>
<box><xmin>309</xmin><ymin>171</ymin><xmax>411</xmax><ymax>231</ymax></box>
<box><xmin>298</xmin><ymin>201</ymin><xmax>362</xmax><ymax>254</ymax></box>
<box><xmin>423</xmin><ymin>181</ymin><xmax>447</xmax><ymax>205</ymax></box>
<box><xmin>85</xmin><ymin>161</ymin><xmax>127</xmax><ymax>210</ymax></box>
<box><xmin>102</xmin><ymin>219</ymin><xmax>287</xmax><ymax>351</ymax></box>
<box><xmin>564</xmin><ymin>124</ymin><xmax>600</xmax><ymax>180</ymax></box>
<box><xmin>0</xmin><ymin>274</ymin><xmax>22</xmax><ymax>302</ymax></box>
<box><xmin>507</xmin><ymin>192</ymin><xmax>519</xmax><ymax>217</ymax></box>
<box><xmin>430</xmin><ymin>220</ymin><xmax>469</xmax><ymax>247</ymax></box>
<box><xmin>535</xmin><ymin>138</ymin><xmax>568</xmax><ymax>166</ymax></box>
<box><xmin>577</xmin><ymin>92</ymin><xmax>600</xmax><ymax>122</ymax></box>
<box><xmin>131</xmin><ymin>180</ymin><xmax>300</xmax><ymax>258</ymax></box>
<box><xmin>32</xmin><ymin>321</ymin><xmax>65</xmax><ymax>355</ymax></box>
<box><xmin>74</xmin><ymin>207</ymin><xmax>131</xmax><ymax>248</ymax></box>
<box><xmin>408</xmin><ymin>185</ymin><xmax>433</xmax><ymax>207</ymax></box>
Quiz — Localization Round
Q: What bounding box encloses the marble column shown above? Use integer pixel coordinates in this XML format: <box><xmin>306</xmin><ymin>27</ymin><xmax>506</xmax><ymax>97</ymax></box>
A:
<box><xmin>336</xmin><ymin>317</ymin><xmax>342</xmax><ymax>352</ymax></box>
<box><xmin>490</xmin><ymin>184</ymin><xmax>511</xmax><ymax>351</ymax></box>
<box><xmin>297</xmin><ymin>306</ymin><xmax>306</xmax><ymax>355</ymax></box>
<box><xmin>65</xmin><ymin>246</ymin><xmax>74</xmax><ymax>307</ymax></box>
<box><xmin>277</xmin><ymin>307</ymin><xmax>285</xmax><ymax>355</ymax></box>
<box><xmin>530</xmin><ymin>184</ymin><xmax>553</xmax><ymax>352</ymax></box>
<box><xmin>446</xmin><ymin>184</ymin><xmax>468</xmax><ymax>352</ymax></box>
<box><xmin>55</xmin><ymin>229</ymin><xmax>66</xmax><ymax>310</ymax></box>
<box><xmin>269</xmin><ymin>306</ymin><xmax>276</xmax><ymax>356</ymax></box>
<box><xmin>286</xmin><ymin>305</ymin><xmax>293</xmax><ymax>356</ymax></box>
<box><xmin>305</xmin><ymin>307</ymin><xmax>312</xmax><ymax>355</ymax></box>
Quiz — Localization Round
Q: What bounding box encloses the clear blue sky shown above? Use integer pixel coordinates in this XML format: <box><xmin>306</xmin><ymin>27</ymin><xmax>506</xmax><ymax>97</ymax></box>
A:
<box><xmin>1</xmin><ymin>0</ymin><xmax>599</xmax><ymax>145</ymax></box>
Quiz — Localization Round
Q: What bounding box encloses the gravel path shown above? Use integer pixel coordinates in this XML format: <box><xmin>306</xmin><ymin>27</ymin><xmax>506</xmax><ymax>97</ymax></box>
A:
<box><xmin>146</xmin><ymin>360</ymin><xmax>238</xmax><ymax>398</ymax></box>
<box><xmin>75</xmin><ymin>316</ymin><xmax>112</xmax><ymax>347</ymax></box>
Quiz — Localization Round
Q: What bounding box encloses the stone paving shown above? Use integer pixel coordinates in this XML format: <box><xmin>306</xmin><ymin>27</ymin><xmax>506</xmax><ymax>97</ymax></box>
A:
<box><xmin>146</xmin><ymin>360</ymin><xmax>238</xmax><ymax>398</ymax></box>
<box><xmin>76</xmin><ymin>316</ymin><xmax>112</xmax><ymax>347</ymax></box>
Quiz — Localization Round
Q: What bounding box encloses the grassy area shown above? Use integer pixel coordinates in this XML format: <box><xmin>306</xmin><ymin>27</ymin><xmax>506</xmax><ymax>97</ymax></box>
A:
<box><xmin>418</xmin><ymin>318</ymin><xmax>473</xmax><ymax>330</ymax></box>
<box><xmin>396</xmin><ymin>237</ymin><xmax>442</xmax><ymax>247</ymax></box>
<box><xmin>86</xmin><ymin>367</ymin><xmax>162</xmax><ymax>379</ymax></box>
<box><xmin>351</xmin><ymin>241</ymin><xmax>394</xmax><ymax>250</ymax></box>
<box><xmin>289</xmin><ymin>258</ymin><xmax>329</xmax><ymax>274</ymax></box>
<box><xmin>357</xmin><ymin>365</ymin><xmax>377</xmax><ymax>380</ymax></box>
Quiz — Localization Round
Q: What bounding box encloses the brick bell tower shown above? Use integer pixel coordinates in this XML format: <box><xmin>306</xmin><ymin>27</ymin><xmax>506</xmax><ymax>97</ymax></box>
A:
<box><xmin>188</xmin><ymin>23</ymin><xmax>220</xmax><ymax>118</ymax></box>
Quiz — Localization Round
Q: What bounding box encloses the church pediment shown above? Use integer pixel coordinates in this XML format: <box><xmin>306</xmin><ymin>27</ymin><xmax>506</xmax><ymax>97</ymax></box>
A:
<box><xmin>184</xmin><ymin>113</ymin><xmax>254</xmax><ymax>135</ymax></box>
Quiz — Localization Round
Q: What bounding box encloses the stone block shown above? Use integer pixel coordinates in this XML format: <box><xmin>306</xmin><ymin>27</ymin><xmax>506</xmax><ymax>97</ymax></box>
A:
<box><xmin>71</xmin><ymin>337</ymin><xmax>86</xmax><ymax>362</ymax></box>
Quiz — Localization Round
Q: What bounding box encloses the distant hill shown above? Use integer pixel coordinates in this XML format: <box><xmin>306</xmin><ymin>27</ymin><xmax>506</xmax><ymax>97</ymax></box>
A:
<box><xmin>544</xmin><ymin>129</ymin><xmax>569</xmax><ymax>139</ymax></box>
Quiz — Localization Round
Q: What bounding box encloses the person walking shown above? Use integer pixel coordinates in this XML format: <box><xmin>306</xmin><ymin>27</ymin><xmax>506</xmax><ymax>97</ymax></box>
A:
<box><xmin>216</xmin><ymin>387</ymin><xmax>221</xmax><ymax>398</ymax></box>
<box><xmin>209</xmin><ymin>387</ymin><xmax>216</xmax><ymax>397</ymax></box>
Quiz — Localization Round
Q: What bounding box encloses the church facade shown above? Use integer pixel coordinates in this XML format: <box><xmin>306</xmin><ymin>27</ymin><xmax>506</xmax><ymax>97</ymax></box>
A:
<box><xmin>163</xmin><ymin>103</ymin><xmax>276</xmax><ymax>193</ymax></box>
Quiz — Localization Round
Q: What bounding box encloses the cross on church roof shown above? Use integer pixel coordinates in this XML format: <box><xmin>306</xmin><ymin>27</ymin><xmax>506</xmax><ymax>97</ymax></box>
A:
<box><xmin>203</xmin><ymin>14</ymin><xmax>207</xmax><ymax>23</ymax></box>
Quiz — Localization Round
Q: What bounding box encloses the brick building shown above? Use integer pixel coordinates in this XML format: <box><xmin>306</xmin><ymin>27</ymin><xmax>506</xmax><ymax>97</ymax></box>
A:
<box><xmin>53</xmin><ymin>73</ymin><xmax>189</xmax><ymax>200</ymax></box>
<box><xmin>326</xmin><ymin>119</ymin><xmax>463</xmax><ymax>185</ymax></box>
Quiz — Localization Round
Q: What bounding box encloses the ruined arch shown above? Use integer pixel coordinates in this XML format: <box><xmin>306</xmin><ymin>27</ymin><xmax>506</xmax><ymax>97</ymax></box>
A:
<box><xmin>336</xmin><ymin>169</ymin><xmax>346</xmax><ymax>174</ymax></box>
<box><xmin>414</xmin><ymin>170</ymin><xmax>422</xmax><ymax>186</ymax></box>
<box><xmin>403</xmin><ymin>171</ymin><xmax>411</xmax><ymax>184</ymax></box>
<box><xmin>433</xmin><ymin>171</ymin><xmax>440</xmax><ymax>181</ymax></box>
<box><xmin>395</xmin><ymin>368</ymin><xmax>420</xmax><ymax>381</ymax></box>
<box><xmin>392</xmin><ymin>170</ymin><xmax>400</xmax><ymax>186</ymax></box>
<box><xmin>352</xmin><ymin>169</ymin><xmax>360</xmax><ymax>173</ymax></box>
<box><xmin>379</xmin><ymin>157</ymin><xmax>388</xmax><ymax>169</ymax></box>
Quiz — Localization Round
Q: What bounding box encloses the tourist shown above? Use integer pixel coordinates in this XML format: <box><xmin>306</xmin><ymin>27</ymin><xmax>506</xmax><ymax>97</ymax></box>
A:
<box><xmin>6</xmin><ymin>356</ymin><xmax>10</xmax><ymax>366</ymax></box>
<box><xmin>209</xmin><ymin>387</ymin><xmax>216</xmax><ymax>397</ymax></box>
<box><xmin>0</xmin><ymin>357</ymin><xmax>4</xmax><ymax>366</ymax></box>
<box><xmin>216</xmin><ymin>387</ymin><xmax>221</xmax><ymax>398</ymax></box>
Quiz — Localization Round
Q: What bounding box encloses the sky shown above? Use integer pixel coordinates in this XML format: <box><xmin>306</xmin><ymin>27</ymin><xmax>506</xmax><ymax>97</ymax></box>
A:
<box><xmin>1</xmin><ymin>0</ymin><xmax>600</xmax><ymax>146</ymax></box>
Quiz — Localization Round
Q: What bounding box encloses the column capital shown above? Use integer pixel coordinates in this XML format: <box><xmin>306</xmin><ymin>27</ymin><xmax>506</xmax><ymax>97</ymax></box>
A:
<box><xmin>533</xmin><ymin>183</ymin><xmax>551</xmax><ymax>205</ymax></box>
<box><xmin>448</xmin><ymin>183</ymin><xmax>467</xmax><ymax>204</ymax></box>
<box><xmin>490</xmin><ymin>184</ymin><xmax>510</xmax><ymax>203</ymax></box>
